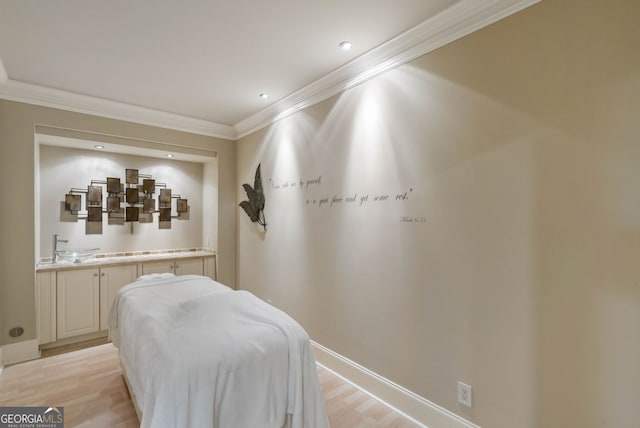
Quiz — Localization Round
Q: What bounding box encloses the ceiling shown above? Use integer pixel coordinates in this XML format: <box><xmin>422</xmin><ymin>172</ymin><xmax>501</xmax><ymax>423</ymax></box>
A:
<box><xmin>0</xmin><ymin>0</ymin><xmax>538</xmax><ymax>139</ymax></box>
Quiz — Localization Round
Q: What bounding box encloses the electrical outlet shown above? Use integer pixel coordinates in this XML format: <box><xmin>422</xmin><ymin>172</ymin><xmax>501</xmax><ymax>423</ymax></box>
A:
<box><xmin>458</xmin><ymin>381</ymin><xmax>472</xmax><ymax>407</ymax></box>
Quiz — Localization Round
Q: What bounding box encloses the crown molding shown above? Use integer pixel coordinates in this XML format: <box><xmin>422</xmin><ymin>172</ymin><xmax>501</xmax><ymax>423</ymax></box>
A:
<box><xmin>233</xmin><ymin>0</ymin><xmax>540</xmax><ymax>139</ymax></box>
<box><xmin>0</xmin><ymin>0</ymin><xmax>538</xmax><ymax>141</ymax></box>
<box><xmin>0</xmin><ymin>79</ymin><xmax>237</xmax><ymax>140</ymax></box>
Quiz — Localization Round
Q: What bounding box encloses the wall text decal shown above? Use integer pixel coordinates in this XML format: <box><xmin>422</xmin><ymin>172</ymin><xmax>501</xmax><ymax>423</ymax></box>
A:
<box><xmin>269</xmin><ymin>175</ymin><xmax>423</xmax><ymax>223</ymax></box>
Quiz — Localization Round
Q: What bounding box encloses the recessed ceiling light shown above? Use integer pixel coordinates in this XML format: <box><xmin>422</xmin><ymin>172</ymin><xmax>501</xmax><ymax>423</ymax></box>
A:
<box><xmin>94</xmin><ymin>145</ymin><xmax>104</xmax><ymax>149</ymax></box>
<box><xmin>339</xmin><ymin>41</ymin><xmax>353</xmax><ymax>50</ymax></box>
<box><xmin>259</xmin><ymin>93</ymin><xmax>269</xmax><ymax>99</ymax></box>
<box><xmin>166</xmin><ymin>154</ymin><xmax>174</xmax><ymax>158</ymax></box>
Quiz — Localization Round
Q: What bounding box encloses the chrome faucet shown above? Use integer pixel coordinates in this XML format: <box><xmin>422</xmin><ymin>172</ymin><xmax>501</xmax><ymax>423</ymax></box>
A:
<box><xmin>52</xmin><ymin>234</ymin><xmax>68</xmax><ymax>263</ymax></box>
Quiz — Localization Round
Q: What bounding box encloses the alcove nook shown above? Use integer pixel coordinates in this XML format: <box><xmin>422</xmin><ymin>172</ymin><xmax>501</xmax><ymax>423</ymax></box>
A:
<box><xmin>34</xmin><ymin>127</ymin><xmax>219</xmax><ymax>261</ymax></box>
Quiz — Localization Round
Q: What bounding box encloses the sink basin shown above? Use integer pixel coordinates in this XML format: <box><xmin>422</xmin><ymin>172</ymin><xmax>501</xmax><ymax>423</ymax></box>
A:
<box><xmin>55</xmin><ymin>248</ymin><xmax>100</xmax><ymax>263</ymax></box>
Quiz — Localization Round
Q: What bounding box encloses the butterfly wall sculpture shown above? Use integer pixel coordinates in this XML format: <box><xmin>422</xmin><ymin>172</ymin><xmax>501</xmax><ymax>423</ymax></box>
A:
<box><xmin>239</xmin><ymin>164</ymin><xmax>267</xmax><ymax>231</ymax></box>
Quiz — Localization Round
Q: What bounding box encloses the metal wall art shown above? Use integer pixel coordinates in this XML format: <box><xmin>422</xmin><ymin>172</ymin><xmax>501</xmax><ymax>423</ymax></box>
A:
<box><xmin>64</xmin><ymin>168</ymin><xmax>189</xmax><ymax>232</ymax></box>
<box><xmin>239</xmin><ymin>164</ymin><xmax>267</xmax><ymax>231</ymax></box>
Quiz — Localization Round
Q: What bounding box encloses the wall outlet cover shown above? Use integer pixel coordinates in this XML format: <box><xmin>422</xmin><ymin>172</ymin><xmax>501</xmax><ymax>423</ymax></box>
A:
<box><xmin>458</xmin><ymin>381</ymin><xmax>472</xmax><ymax>407</ymax></box>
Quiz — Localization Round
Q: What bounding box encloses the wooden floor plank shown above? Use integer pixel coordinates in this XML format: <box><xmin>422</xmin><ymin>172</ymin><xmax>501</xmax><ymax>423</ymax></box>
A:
<box><xmin>0</xmin><ymin>342</ymin><xmax>419</xmax><ymax>427</ymax></box>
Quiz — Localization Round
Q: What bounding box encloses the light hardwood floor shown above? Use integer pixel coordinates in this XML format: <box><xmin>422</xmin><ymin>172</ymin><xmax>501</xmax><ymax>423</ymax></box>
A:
<box><xmin>0</xmin><ymin>341</ymin><xmax>419</xmax><ymax>427</ymax></box>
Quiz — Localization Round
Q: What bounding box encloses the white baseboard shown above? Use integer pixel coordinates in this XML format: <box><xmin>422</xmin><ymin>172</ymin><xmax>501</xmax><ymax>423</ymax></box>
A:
<box><xmin>1</xmin><ymin>339</ymin><xmax>40</xmax><ymax>366</ymax></box>
<box><xmin>311</xmin><ymin>341</ymin><xmax>481</xmax><ymax>428</ymax></box>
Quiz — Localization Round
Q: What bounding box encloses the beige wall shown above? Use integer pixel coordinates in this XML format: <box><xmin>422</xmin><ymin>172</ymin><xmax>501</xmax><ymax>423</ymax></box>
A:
<box><xmin>236</xmin><ymin>0</ymin><xmax>640</xmax><ymax>427</ymax></box>
<box><xmin>0</xmin><ymin>100</ymin><xmax>236</xmax><ymax>346</ymax></box>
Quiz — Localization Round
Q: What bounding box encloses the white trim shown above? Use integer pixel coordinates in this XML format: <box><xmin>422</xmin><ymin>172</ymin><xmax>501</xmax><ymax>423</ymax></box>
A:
<box><xmin>0</xmin><ymin>80</ymin><xmax>236</xmax><ymax>140</ymax></box>
<box><xmin>0</xmin><ymin>339</ymin><xmax>40</xmax><ymax>366</ymax></box>
<box><xmin>0</xmin><ymin>0</ymin><xmax>539</xmax><ymax>140</ymax></box>
<box><xmin>317</xmin><ymin>362</ymin><xmax>427</xmax><ymax>428</ymax></box>
<box><xmin>233</xmin><ymin>0</ymin><xmax>540</xmax><ymax>138</ymax></box>
<box><xmin>311</xmin><ymin>341</ymin><xmax>481</xmax><ymax>428</ymax></box>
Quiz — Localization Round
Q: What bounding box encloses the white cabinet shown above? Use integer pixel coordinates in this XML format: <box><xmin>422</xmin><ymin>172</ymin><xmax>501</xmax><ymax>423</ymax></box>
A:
<box><xmin>56</xmin><ymin>268</ymin><xmax>100</xmax><ymax>340</ymax></box>
<box><xmin>46</xmin><ymin>264</ymin><xmax>138</xmax><ymax>343</ymax></box>
<box><xmin>141</xmin><ymin>260</ymin><xmax>175</xmax><ymax>275</ymax></box>
<box><xmin>142</xmin><ymin>257</ymin><xmax>204</xmax><ymax>276</ymax></box>
<box><xmin>99</xmin><ymin>264</ymin><xmax>138</xmax><ymax>331</ymax></box>
<box><xmin>37</xmin><ymin>252</ymin><xmax>216</xmax><ymax>346</ymax></box>
<box><xmin>175</xmin><ymin>258</ymin><xmax>204</xmax><ymax>276</ymax></box>
<box><xmin>203</xmin><ymin>256</ymin><xmax>216</xmax><ymax>281</ymax></box>
<box><xmin>36</xmin><ymin>271</ymin><xmax>57</xmax><ymax>345</ymax></box>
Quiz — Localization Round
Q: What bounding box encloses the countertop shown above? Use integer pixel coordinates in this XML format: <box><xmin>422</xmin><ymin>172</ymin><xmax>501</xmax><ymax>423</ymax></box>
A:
<box><xmin>36</xmin><ymin>249</ymin><xmax>216</xmax><ymax>272</ymax></box>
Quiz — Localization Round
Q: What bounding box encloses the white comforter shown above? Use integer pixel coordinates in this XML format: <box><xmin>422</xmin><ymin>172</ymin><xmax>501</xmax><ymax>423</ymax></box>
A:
<box><xmin>108</xmin><ymin>274</ymin><xmax>328</xmax><ymax>428</ymax></box>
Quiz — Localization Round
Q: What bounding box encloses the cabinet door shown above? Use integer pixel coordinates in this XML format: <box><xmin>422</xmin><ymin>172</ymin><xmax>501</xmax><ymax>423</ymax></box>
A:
<box><xmin>175</xmin><ymin>258</ymin><xmax>203</xmax><ymax>276</ymax></box>
<box><xmin>99</xmin><ymin>264</ymin><xmax>138</xmax><ymax>331</ymax></box>
<box><xmin>57</xmin><ymin>268</ymin><xmax>100</xmax><ymax>339</ymax></box>
<box><xmin>142</xmin><ymin>260</ymin><xmax>175</xmax><ymax>275</ymax></box>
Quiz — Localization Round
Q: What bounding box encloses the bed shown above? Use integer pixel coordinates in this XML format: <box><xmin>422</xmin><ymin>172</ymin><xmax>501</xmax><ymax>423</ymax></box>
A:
<box><xmin>108</xmin><ymin>273</ymin><xmax>329</xmax><ymax>428</ymax></box>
